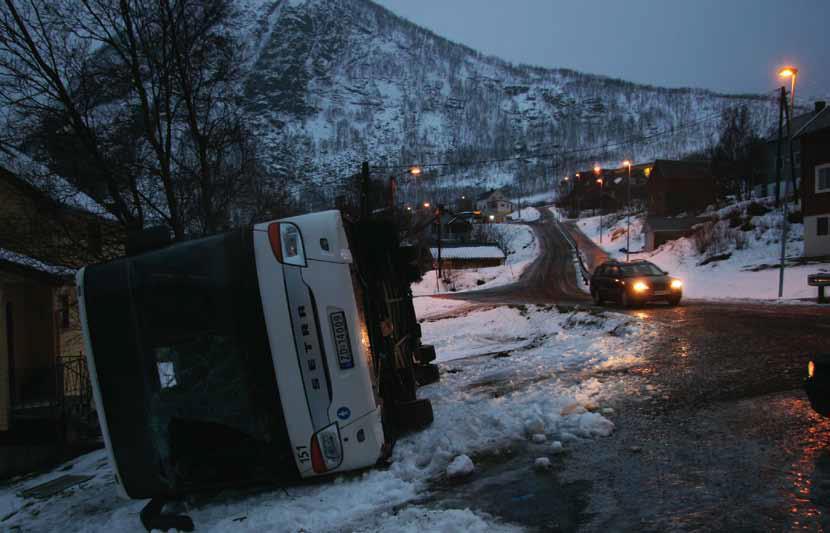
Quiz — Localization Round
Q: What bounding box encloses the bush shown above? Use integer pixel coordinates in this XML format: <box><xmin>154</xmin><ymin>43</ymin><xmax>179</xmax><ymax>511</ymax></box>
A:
<box><xmin>747</xmin><ymin>202</ymin><xmax>769</xmax><ymax>217</ymax></box>
<box><xmin>787</xmin><ymin>210</ymin><xmax>803</xmax><ymax>224</ymax></box>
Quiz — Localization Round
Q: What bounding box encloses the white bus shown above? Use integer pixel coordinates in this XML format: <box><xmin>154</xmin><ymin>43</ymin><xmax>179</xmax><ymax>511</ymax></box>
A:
<box><xmin>77</xmin><ymin>210</ymin><xmax>437</xmax><ymax>503</ymax></box>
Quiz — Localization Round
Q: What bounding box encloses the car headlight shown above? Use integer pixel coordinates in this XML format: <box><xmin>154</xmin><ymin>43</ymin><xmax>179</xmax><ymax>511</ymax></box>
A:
<box><xmin>670</xmin><ymin>279</ymin><xmax>683</xmax><ymax>290</ymax></box>
<box><xmin>809</xmin><ymin>360</ymin><xmax>815</xmax><ymax>379</ymax></box>
<box><xmin>632</xmin><ymin>281</ymin><xmax>649</xmax><ymax>293</ymax></box>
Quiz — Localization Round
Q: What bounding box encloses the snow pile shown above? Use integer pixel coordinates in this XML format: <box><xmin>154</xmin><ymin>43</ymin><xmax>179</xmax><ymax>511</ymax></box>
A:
<box><xmin>446</xmin><ymin>455</ymin><xmax>475</xmax><ymax>478</ymax></box>
<box><xmin>509</xmin><ymin>206</ymin><xmax>541</xmax><ymax>222</ymax></box>
<box><xmin>0</xmin><ymin>305</ymin><xmax>648</xmax><ymax>532</ymax></box>
<box><xmin>574</xmin><ymin>200</ymin><xmax>829</xmax><ymax>301</ymax></box>
<box><xmin>413</xmin><ymin>223</ymin><xmax>539</xmax><ymax>298</ymax></box>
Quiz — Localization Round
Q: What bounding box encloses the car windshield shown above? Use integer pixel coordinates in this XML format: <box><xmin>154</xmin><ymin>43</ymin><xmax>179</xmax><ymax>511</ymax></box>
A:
<box><xmin>620</xmin><ymin>263</ymin><xmax>664</xmax><ymax>276</ymax></box>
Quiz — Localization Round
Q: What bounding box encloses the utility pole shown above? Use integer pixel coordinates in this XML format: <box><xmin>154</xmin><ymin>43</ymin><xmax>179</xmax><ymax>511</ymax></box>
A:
<box><xmin>360</xmin><ymin>161</ymin><xmax>370</xmax><ymax>219</ymax></box>
<box><xmin>626</xmin><ymin>162</ymin><xmax>632</xmax><ymax>263</ymax></box>
<box><xmin>776</xmin><ymin>87</ymin><xmax>787</xmax><ymax>298</ymax></box>
<box><xmin>775</xmin><ymin>89</ymin><xmax>784</xmax><ymax>208</ymax></box>
<box><xmin>436</xmin><ymin>205</ymin><xmax>443</xmax><ymax>282</ymax></box>
<box><xmin>779</xmin><ymin>86</ymin><xmax>797</xmax><ymax>298</ymax></box>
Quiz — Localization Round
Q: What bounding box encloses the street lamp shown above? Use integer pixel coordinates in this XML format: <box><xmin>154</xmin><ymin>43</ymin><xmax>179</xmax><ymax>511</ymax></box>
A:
<box><xmin>423</xmin><ymin>202</ymin><xmax>430</xmax><ymax>208</ymax></box>
<box><xmin>622</xmin><ymin>160</ymin><xmax>632</xmax><ymax>262</ymax></box>
<box><xmin>778</xmin><ymin>66</ymin><xmax>798</xmax><ymax>117</ymax></box>
<box><xmin>410</xmin><ymin>166</ymin><xmax>422</xmax><ymax>206</ymax></box>
<box><xmin>776</xmin><ymin>66</ymin><xmax>799</xmax><ymax>298</ymax></box>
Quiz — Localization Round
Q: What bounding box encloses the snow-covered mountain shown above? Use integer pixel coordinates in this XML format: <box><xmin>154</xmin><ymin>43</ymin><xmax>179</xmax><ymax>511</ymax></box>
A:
<box><xmin>233</xmin><ymin>0</ymin><xmax>778</xmax><ymax>205</ymax></box>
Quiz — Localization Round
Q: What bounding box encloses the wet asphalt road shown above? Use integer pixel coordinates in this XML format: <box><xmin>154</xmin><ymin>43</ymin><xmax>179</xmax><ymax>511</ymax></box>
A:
<box><xmin>434</xmin><ymin>212</ymin><xmax>830</xmax><ymax>531</ymax></box>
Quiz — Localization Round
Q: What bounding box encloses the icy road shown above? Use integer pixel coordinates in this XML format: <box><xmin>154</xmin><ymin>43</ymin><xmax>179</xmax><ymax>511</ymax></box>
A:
<box><xmin>3</xmin><ymin>210</ymin><xmax>830</xmax><ymax>532</ymax></box>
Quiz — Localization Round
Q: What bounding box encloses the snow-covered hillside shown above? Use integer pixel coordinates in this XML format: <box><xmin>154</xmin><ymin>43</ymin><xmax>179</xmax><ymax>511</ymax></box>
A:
<box><xmin>570</xmin><ymin>200</ymin><xmax>830</xmax><ymax>301</ymax></box>
<box><xmin>232</xmin><ymin>0</ymin><xmax>778</xmax><ymax>206</ymax></box>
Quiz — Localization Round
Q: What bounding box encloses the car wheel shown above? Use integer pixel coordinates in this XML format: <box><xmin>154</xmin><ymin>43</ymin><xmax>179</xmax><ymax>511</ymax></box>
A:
<box><xmin>391</xmin><ymin>398</ymin><xmax>434</xmax><ymax>431</ymax></box>
<box><xmin>591</xmin><ymin>288</ymin><xmax>602</xmax><ymax>305</ymax></box>
<box><xmin>621</xmin><ymin>291</ymin><xmax>631</xmax><ymax>308</ymax></box>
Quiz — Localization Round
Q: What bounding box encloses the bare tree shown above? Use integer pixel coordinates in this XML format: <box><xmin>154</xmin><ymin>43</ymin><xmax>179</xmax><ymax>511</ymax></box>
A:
<box><xmin>0</xmin><ymin>0</ymin><xmax>272</xmax><ymax>241</ymax></box>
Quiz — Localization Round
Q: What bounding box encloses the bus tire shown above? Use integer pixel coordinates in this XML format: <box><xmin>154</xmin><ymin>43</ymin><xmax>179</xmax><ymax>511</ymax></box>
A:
<box><xmin>393</xmin><ymin>398</ymin><xmax>433</xmax><ymax>430</ymax></box>
<box><xmin>414</xmin><ymin>364</ymin><xmax>440</xmax><ymax>386</ymax></box>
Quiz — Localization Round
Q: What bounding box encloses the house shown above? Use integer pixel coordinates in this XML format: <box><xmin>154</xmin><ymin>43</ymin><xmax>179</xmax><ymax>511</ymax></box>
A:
<box><xmin>795</xmin><ymin>103</ymin><xmax>830</xmax><ymax>257</ymax></box>
<box><xmin>430</xmin><ymin>212</ymin><xmax>473</xmax><ymax>243</ymax></box>
<box><xmin>429</xmin><ymin>244</ymin><xmax>506</xmax><ymax>270</ymax></box>
<box><xmin>755</xmin><ymin>101</ymin><xmax>827</xmax><ymax>200</ymax></box>
<box><xmin>0</xmin><ymin>159</ymin><xmax>120</xmax><ymax>477</ymax></box>
<box><xmin>475</xmin><ymin>189</ymin><xmax>513</xmax><ymax>222</ymax></box>
<box><xmin>643</xmin><ymin>216</ymin><xmax>708</xmax><ymax>251</ymax></box>
<box><xmin>646</xmin><ymin>160</ymin><xmax>716</xmax><ymax>216</ymax></box>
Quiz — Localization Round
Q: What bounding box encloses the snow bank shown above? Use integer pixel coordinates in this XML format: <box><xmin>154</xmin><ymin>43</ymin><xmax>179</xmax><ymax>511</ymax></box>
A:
<box><xmin>574</xmin><ymin>202</ymin><xmax>830</xmax><ymax>301</ymax></box>
<box><xmin>508</xmin><ymin>206</ymin><xmax>541</xmax><ymax>222</ymax></box>
<box><xmin>413</xmin><ymin>223</ymin><xmax>538</xmax><ymax>296</ymax></box>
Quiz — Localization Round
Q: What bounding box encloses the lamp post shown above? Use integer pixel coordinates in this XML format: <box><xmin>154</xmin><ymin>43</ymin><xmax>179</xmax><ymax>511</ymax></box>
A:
<box><xmin>622</xmin><ymin>160</ymin><xmax>632</xmax><ymax>262</ymax></box>
<box><xmin>410</xmin><ymin>166</ymin><xmax>422</xmax><ymax>207</ymax></box>
<box><xmin>776</xmin><ymin>66</ymin><xmax>799</xmax><ymax>298</ymax></box>
<box><xmin>594</xmin><ymin>165</ymin><xmax>603</xmax><ymax>243</ymax></box>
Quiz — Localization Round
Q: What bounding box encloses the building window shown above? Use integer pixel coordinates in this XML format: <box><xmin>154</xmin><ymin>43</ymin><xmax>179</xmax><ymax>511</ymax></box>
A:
<box><xmin>817</xmin><ymin>164</ymin><xmax>830</xmax><ymax>193</ymax></box>
<box><xmin>816</xmin><ymin>163</ymin><xmax>830</xmax><ymax>193</ymax></box>
<box><xmin>819</xmin><ymin>217</ymin><xmax>829</xmax><ymax>237</ymax></box>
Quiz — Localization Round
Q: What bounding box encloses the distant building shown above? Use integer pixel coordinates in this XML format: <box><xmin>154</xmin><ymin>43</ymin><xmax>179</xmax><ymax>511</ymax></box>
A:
<box><xmin>475</xmin><ymin>189</ymin><xmax>513</xmax><ymax>222</ymax></box>
<box><xmin>643</xmin><ymin>216</ymin><xmax>708</xmax><ymax>252</ymax></box>
<box><xmin>646</xmin><ymin>160</ymin><xmax>716</xmax><ymax>216</ymax></box>
<box><xmin>430</xmin><ymin>212</ymin><xmax>473</xmax><ymax>243</ymax></box>
<box><xmin>755</xmin><ymin>101</ymin><xmax>827</xmax><ymax>200</ymax></box>
<box><xmin>430</xmin><ymin>244</ymin><xmax>506</xmax><ymax>270</ymax></box>
<box><xmin>795</xmin><ymin>103</ymin><xmax>830</xmax><ymax>257</ymax></box>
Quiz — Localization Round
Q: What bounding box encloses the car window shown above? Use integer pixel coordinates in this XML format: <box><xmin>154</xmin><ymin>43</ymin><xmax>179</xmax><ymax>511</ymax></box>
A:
<box><xmin>621</xmin><ymin>263</ymin><xmax>664</xmax><ymax>276</ymax></box>
<box><xmin>608</xmin><ymin>266</ymin><xmax>621</xmax><ymax>276</ymax></box>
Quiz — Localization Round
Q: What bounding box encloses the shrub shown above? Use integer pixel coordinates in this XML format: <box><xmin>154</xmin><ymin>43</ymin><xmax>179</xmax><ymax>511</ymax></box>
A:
<box><xmin>787</xmin><ymin>210</ymin><xmax>803</xmax><ymax>224</ymax></box>
<box><xmin>747</xmin><ymin>202</ymin><xmax>769</xmax><ymax>217</ymax></box>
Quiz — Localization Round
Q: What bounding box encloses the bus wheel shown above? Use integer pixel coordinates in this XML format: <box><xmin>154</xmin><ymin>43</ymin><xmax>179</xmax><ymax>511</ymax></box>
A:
<box><xmin>413</xmin><ymin>364</ymin><xmax>440</xmax><ymax>386</ymax></box>
<box><xmin>392</xmin><ymin>398</ymin><xmax>434</xmax><ymax>430</ymax></box>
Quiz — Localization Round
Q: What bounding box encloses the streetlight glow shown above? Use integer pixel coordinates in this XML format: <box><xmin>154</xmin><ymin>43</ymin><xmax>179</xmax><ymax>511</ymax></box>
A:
<box><xmin>596</xmin><ymin>178</ymin><xmax>603</xmax><ymax>185</ymax></box>
<box><xmin>563</xmin><ymin>176</ymin><xmax>569</xmax><ymax>181</ymax></box>
<box><xmin>410</xmin><ymin>166</ymin><xmax>422</xmax><ymax>176</ymax></box>
<box><xmin>622</xmin><ymin>160</ymin><xmax>631</xmax><ymax>167</ymax></box>
<box><xmin>778</xmin><ymin>67</ymin><xmax>798</xmax><ymax>78</ymax></box>
<box><xmin>423</xmin><ymin>202</ymin><xmax>430</xmax><ymax>208</ymax></box>
<box><xmin>593</xmin><ymin>165</ymin><xmax>601</xmax><ymax>175</ymax></box>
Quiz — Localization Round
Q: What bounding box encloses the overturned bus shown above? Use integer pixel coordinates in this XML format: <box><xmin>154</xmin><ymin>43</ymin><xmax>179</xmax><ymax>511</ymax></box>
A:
<box><xmin>77</xmin><ymin>210</ymin><xmax>438</xmax><ymax>505</ymax></box>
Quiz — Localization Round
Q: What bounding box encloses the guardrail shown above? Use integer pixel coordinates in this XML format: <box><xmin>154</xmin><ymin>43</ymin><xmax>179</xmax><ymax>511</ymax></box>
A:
<box><xmin>554</xmin><ymin>221</ymin><xmax>592</xmax><ymax>287</ymax></box>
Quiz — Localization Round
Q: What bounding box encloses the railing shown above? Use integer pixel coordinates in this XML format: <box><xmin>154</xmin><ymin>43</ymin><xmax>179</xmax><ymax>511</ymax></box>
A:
<box><xmin>554</xmin><ymin>221</ymin><xmax>592</xmax><ymax>287</ymax></box>
<box><xmin>11</xmin><ymin>355</ymin><xmax>93</xmax><ymax>425</ymax></box>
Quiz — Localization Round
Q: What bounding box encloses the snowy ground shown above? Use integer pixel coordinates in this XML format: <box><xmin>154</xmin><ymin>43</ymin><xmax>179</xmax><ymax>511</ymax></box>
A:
<box><xmin>508</xmin><ymin>206</ymin><xmax>541</xmax><ymax>222</ymax></box>
<box><xmin>568</xmin><ymin>200</ymin><xmax>830</xmax><ymax>301</ymax></box>
<box><xmin>412</xmin><ymin>223</ymin><xmax>538</xmax><ymax>301</ymax></box>
<box><xmin>0</xmin><ymin>306</ymin><xmax>652</xmax><ymax>532</ymax></box>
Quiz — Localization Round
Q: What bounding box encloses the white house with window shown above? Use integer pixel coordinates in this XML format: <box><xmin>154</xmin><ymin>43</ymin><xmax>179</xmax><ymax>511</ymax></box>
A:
<box><xmin>795</xmin><ymin>103</ymin><xmax>830</xmax><ymax>257</ymax></box>
<box><xmin>475</xmin><ymin>189</ymin><xmax>513</xmax><ymax>222</ymax></box>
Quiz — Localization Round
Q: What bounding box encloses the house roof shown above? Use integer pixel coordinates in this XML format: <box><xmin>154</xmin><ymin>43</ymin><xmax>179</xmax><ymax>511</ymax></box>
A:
<box><xmin>651</xmin><ymin>160</ymin><xmax>712</xmax><ymax>180</ymax></box>
<box><xmin>0</xmin><ymin>146</ymin><xmax>113</xmax><ymax>218</ymax></box>
<box><xmin>429</xmin><ymin>245</ymin><xmax>505</xmax><ymax>260</ymax></box>
<box><xmin>644</xmin><ymin>216</ymin><xmax>708</xmax><ymax>232</ymax></box>
<box><xmin>0</xmin><ymin>247</ymin><xmax>75</xmax><ymax>283</ymax></box>
<box><xmin>794</xmin><ymin>106</ymin><xmax>830</xmax><ymax>139</ymax></box>
<box><xmin>476</xmin><ymin>189</ymin><xmax>501</xmax><ymax>201</ymax></box>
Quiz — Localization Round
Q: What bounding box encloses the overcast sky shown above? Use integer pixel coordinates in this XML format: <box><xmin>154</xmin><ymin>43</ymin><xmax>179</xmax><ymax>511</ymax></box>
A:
<box><xmin>374</xmin><ymin>0</ymin><xmax>829</xmax><ymax>100</ymax></box>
